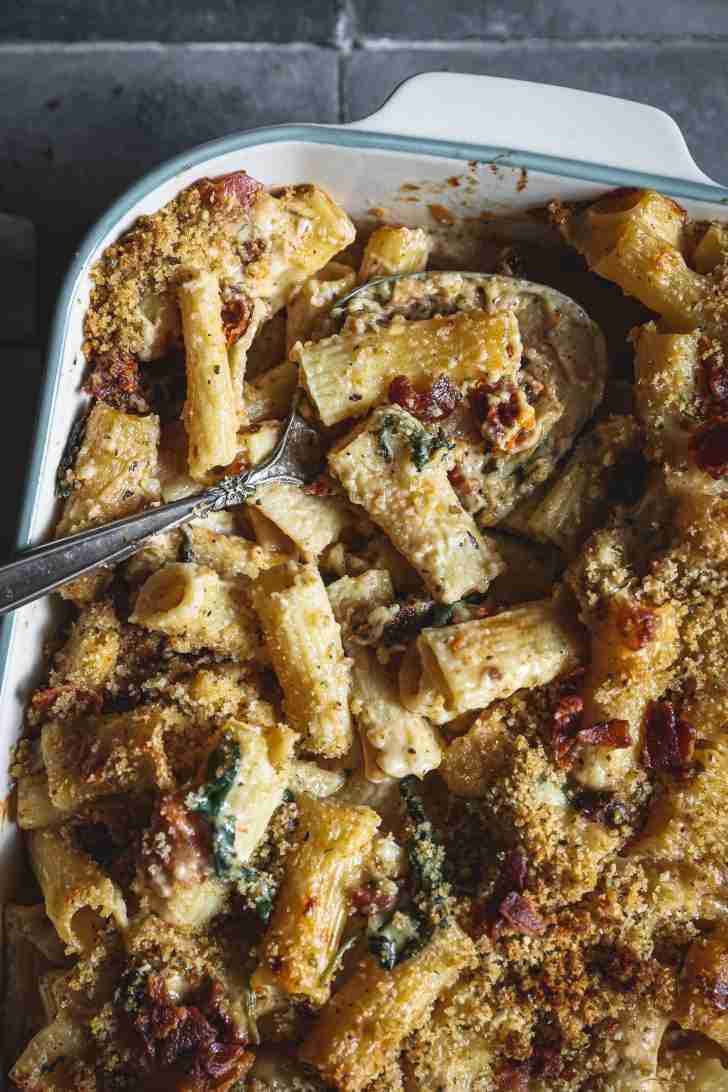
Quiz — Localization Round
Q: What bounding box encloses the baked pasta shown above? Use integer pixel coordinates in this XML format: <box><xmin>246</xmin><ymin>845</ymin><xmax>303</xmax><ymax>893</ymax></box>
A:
<box><xmin>6</xmin><ymin>174</ymin><xmax>728</xmax><ymax>1092</ymax></box>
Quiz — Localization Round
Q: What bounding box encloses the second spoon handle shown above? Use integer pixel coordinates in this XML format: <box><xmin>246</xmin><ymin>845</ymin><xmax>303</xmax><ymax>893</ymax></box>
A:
<box><xmin>0</xmin><ymin>489</ymin><xmax>225</xmax><ymax>616</ymax></box>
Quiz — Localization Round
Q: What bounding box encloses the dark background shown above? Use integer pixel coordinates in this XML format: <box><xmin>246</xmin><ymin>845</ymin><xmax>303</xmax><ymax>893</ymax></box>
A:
<box><xmin>1</xmin><ymin>0</ymin><xmax>726</xmax><ymax>548</ymax></box>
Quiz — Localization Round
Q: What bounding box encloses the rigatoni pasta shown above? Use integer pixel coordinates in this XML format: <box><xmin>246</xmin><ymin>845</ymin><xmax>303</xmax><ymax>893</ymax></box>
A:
<box><xmin>329</xmin><ymin>405</ymin><xmax>503</xmax><ymax>602</ymax></box>
<box><xmin>252</xmin><ymin>561</ymin><xmax>352</xmax><ymax>757</ymax></box>
<box><xmin>12</xmin><ymin>173</ymin><xmax>728</xmax><ymax>1092</ymax></box>
<box><xmin>253</xmin><ymin>794</ymin><xmax>380</xmax><ymax>1004</ymax></box>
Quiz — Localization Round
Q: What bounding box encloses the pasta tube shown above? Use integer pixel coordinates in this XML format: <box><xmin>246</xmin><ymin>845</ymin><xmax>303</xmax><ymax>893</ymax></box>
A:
<box><xmin>29</xmin><ymin>826</ymin><xmax>128</xmax><ymax>954</ymax></box>
<box><xmin>42</xmin><ymin>704</ymin><xmax>176</xmax><ymax>811</ymax></box>
<box><xmin>178</xmin><ymin>270</ymin><xmax>239</xmax><ymax>479</ymax></box>
<box><xmin>55</xmin><ymin>402</ymin><xmax>160</xmax><ymax>603</ymax></box>
<box><xmin>400</xmin><ymin>598</ymin><xmax>585</xmax><ymax>724</ymax></box>
<box><xmin>298</xmin><ymin>309</ymin><xmax>521</xmax><ymax>426</ymax></box>
<box><xmin>573</xmin><ymin>597</ymin><xmax>679</xmax><ymax>791</ymax></box>
<box><xmin>253</xmin><ymin>794</ymin><xmax>380</xmax><ymax>1004</ymax></box>
<box><xmin>252</xmin><ymin>561</ymin><xmax>352</xmax><ymax>757</ymax></box>
<box><xmin>560</xmin><ymin>188</ymin><xmax>707</xmax><ymax>331</ymax></box>
<box><xmin>329</xmin><ymin>405</ymin><xmax>503</xmax><ymax>603</ymax></box>
<box><xmin>300</xmin><ymin>921</ymin><xmax>476</xmax><ymax>1092</ymax></box>
<box><xmin>131</xmin><ymin>561</ymin><xmax>264</xmax><ymax>659</ymax></box>
<box><xmin>286</xmin><ymin>261</ymin><xmax>356</xmax><ymax>351</ymax></box>
<box><xmin>359</xmin><ymin>225</ymin><xmax>431</xmax><ymax>282</ymax></box>
<box><xmin>351</xmin><ymin>647</ymin><xmax>442</xmax><ymax>781</ymax></box>
<box><xmin>633</xmin><ymin>322</ymin><xmax>700</xmax><ymax>463</ymax></box>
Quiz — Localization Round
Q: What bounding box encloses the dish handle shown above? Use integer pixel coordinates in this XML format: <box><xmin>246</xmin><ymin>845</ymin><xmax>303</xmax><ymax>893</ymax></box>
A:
<box><xmin>347</xmin><ymin>72</ymin><xmax>718</xmax><ymax>187</ymax></box>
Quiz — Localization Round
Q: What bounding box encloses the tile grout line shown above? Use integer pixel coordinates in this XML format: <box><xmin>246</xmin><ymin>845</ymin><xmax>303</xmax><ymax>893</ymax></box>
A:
<box><xmin>0</xmin><ymin>34</ymin><xmax>727</xmax><ymax>54</ymax></box>
<box><xmin>334</xmin><ymin>0</ymin><xmax>358</xmax><ymax>122</ymax></box>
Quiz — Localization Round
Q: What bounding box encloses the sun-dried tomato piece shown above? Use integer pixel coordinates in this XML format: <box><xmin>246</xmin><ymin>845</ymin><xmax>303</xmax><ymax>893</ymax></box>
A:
<box><xmin>197</xmin><ymin>170</ymin><xmax>263</xmax><ymax>211</ymax></box>
<box><xmin>497</xmin><ymin>892</ymin><xmax>546</xmax><ymax>936</ymax></box>
<box><xmin>388</xmin><ymin>373</ymin><xmax>461</xmax><ymax>422</ymax></box>
<box><xmin>220</xmin><ymin>293</ymin><xmax>252</xmax><ymax>346</ymax></box>
<box><xmin>615</xmin><ymin>601</ymin><xmax>657</xmax><ymax>651</ymax></box>
<box><xmin>690</xmin><ymin>418</ymin><xmax>728</xmax><ymax>479</ymax></box>
<box><xmin>643</xmin><ymin>701</ymin><xmax>696</xmax><ymax>778</ymax></box>
<box><xmin>85</xmin><ymin>350</ymin><xmax>148</xmax><ymax>414</ymax></box>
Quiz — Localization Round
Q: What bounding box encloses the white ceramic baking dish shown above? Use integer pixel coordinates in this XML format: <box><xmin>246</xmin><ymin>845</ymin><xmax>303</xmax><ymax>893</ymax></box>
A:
<box><xmin>2</xmin><ymin>70</ymin><xmax>727</xmax><ymax>922</ymax></box>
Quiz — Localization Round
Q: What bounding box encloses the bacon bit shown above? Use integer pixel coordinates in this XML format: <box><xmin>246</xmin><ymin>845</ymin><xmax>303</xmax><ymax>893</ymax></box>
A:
<box><xmin>551</xmin><ymin>695</ymin><xmax>584</xmax><ymax>767</ymax></box>
<box><xmin>473</xmin><ymin>847</ymin><xmax>535</xmax><ymax>940</ymax></box>
<box><xmin>388</xmin><ymin>373</ymin><xmax>461</xmax><ymax>422</ymax></box>
<box><xmin>220</xmin><ymin>293</ymin><xmax>252</xmax><ymax>346</ymax></box>
<box><xmin>690</xmin><ymin>418</ymin><xmax>728</xmax><ymax>479</ymax></box>
<box><xmin>705</xmin><ymin>360</ymin><xmax>728</xmax><ymax>407</ymax></box>
<box><xmin>302</xmin><ymin>476</ymin><xmax>336</xmax><ymax>497</ymax></box>
<box><xmin>448</xmin><ymin>464</ymin><xmax>474</xmax><ymax>495</ymax></box>
<box><xmin>197</xmin><ymin>170</ymin><xmax>263</xmax><ymax>211</ymax></box>
<box><xmin>497</xmin><ymin>892</ymin><xmax>546</xmax><ymax>936</ymax></box>
<box><xmin>350</xmin><ymin>883</ymin><xmax>398</xmax><ymax>915</ymax></box>
<box><xmin>497</xmin><ymin>1061</ymin><xmax>531</xmax><ymax>1091</ymax></box>
<box><xmin>551</xmin><ymin>696</ymin><xmax>630</xmax><ymax>767</ymax></box>
<box><xmin>31</xmin><ymin>684</ymin><xmax>102</xmax><ymax>720</ymax></box>
<box><xmin>85</xmin><ymin>350</ymin><xmax>148</xmax><ymax>414</ymax></box>
<box><xmin>577</xmin><ymin>719</ymin><xmax>631</xmax><ymax>749</ymax></box>
<box><xmin>643</xmin><ymin>701</ymin><xmax>696</xmax><ymax>778</ymax></box>
<box><xmin>710</xmin><ymin>972</ymin><xmax>728</xmax><ymax>1012</ymax></box>
<box><xmin>615</xmin><ymin>601</ymin><xmax>657</xmax><ymax>651</ymax></box>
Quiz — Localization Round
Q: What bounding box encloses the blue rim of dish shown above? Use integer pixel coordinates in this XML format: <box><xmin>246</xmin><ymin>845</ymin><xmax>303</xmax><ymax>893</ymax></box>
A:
<box><xmin>2</xmin><ymin>119</ymin><xmax>728</xmax><ymax>703</ymax></box>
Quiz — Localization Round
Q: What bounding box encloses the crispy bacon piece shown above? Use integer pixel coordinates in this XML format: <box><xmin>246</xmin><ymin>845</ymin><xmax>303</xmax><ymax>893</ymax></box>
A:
<box><xmin>643</xmin><ymin>701</ymin><xmax>696</xmax><ymax>778</ymax></box>
<box><xmin>497</xmin><ymin>1061</ymin><xmax>531</xmax><ymax>1091</ymax></box>
<box><xmin>472</xmin><ymin>846</ymin><xmax>543</xmax><ymax>940</ymax></box>
<box><xmin>551</xmin><ymin>695</ymin><xmax>584</xmax><ymax>766</ymax></box>
<box><xmin>388</xmin><ymin>373</ymin><xmax>461</xmax><ymax>422</ymax></box>
<box><xmin>30</xmin><ymin>684</ymin><xmax>102</xmax><ymax>721</ymax></box>
<box><xmin>551</xmin><ymin>696</ymin><xmax>630</xmax><ymax>767</ymax></box>
<box><xmin>350</xmin><ymin>882</ymin><xmax>398</xmax><ymax>915</ymax></box>
<box><xmin>220</xmin><ymin>293</ymin><xmax>252</xmax><ymax>346</ymax></box>
<box><xmin>615</xmin><ymin>601</ymin><xmax>657</xmax><ymax>651</ymax></box>
<box><xmin>577</xmin><ymin>719</ymin><xmax>631</xmax><ymax>749</ymax></box>
<box><xmin>85</xmin><ymin>349</ymin><xmax>148</xmax><ymax>413</ymax></box>
<box><xmin>302</xmin><ymin>476</ymin><xmax>336</xmax><ymax>497</ymax></box>
<box><xmin>690</xmin><ymin>418</ymin><xmax>728</xmax><ymax>479</ymax></box>
<box><xmin>497</xmin><ymin>891</ymin><xmax>546</xmax><ymax>936</ymax></box>
<box><xmin>197</xmin><ymin>170</ymin><xmax>263</xmax><ymax>212</ymax></box>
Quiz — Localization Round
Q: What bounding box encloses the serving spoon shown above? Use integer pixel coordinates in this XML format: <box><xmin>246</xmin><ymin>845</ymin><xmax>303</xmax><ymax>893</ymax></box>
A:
<box><xmin>0</xmin><ymin>396</ymin><xmax>321</xmax><ymax>615</ymax></box>
<box><xmin>0</xmin><ymin>270</ymin><xmax>604</xmax><ymax>615</ymax></box>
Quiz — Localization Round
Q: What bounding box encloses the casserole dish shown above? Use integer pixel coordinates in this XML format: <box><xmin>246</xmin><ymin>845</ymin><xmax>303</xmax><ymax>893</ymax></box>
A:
<box><xmin>1</xmin><ymin>68</ymin><xmax>727</xmax><ymax>938</ymax></box>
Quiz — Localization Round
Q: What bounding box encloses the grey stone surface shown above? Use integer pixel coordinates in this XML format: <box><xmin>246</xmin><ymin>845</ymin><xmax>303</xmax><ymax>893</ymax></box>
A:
<box><xmin>0</xmin><ymin>0</ymin><xmax>340</xmax><ymax>44</ymax></box>
<box><xmin>354</xmin><ymin>0</ymin><xmax>728</xmax><ymax>40</ymax></box>
<box><xmin>0</xmin><ymin>45</ymin><xmax>338</xmax><ymax>327</ymax></box>
<box><xmin>0</xmin><ymin>214</ymin><xmax>36</xmax><ymax>343</ymax></box>
<box><xmin>0</xmin><ymin>46</ymin><xmax>338</xmax><ymax>234</ymax></box>
<box><xmin>0</xmin><ymin>349</ymin><xmax>43</xmax><ymax>554</ymax></box>
<box><xmin>343</xmin><ymin>44</ymin><xmax>728</xmax><ymax>186</ymax></box>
